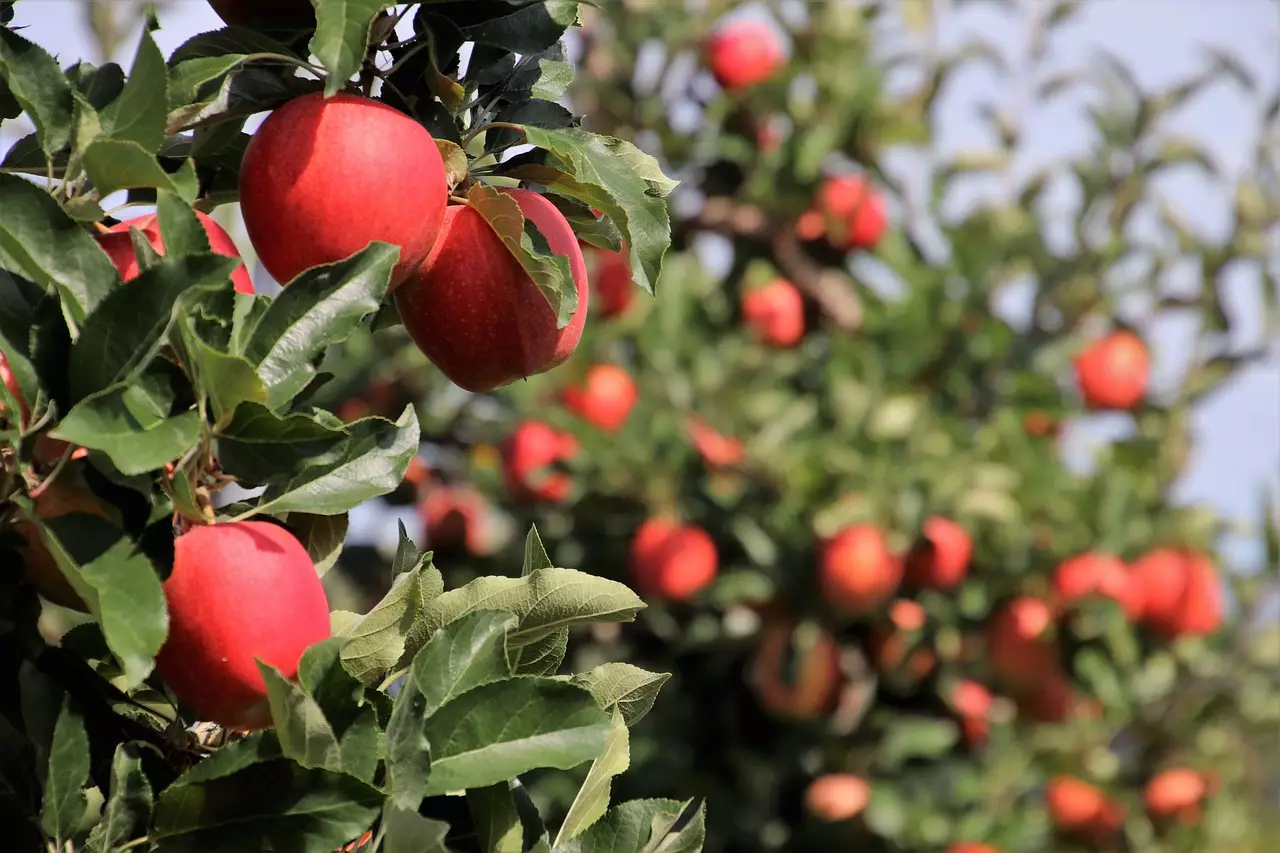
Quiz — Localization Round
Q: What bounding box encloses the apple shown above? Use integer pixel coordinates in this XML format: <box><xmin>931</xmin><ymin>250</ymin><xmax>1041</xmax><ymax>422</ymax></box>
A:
<box><xmin>420</xmin><ymin>486</ymin><xmax>489</xmax><ymax>556</ymax></box>
<box><xmin>742</xmin><ymin>278</ymin><xmax>804</xmax><ymax>347</ymax></box>
<box><xmin>403</xmin><ymin>454</ymin><xmax>430</xmax><ymax>489</ymax></box>
<box><xmin>1074</xmin><ymin>330</ymin><xmax>1150</xmax><ymax>410</ymax></box>
<box><xmin>155</xmin><ymin>521</ymin><xmax>331</xmax><ymax>730</ymax></box>
<box><xmin>396</xmin><ymin>189</ymin><xmax>589</xmax><ymax>393</ymax></box>
<box><xmin>804</xmin><ymin>773</ymin><xmax>870</xmax><ymax>822</ymax></box>
<box><xmin>948</xmin><ymin>844</ymin><xmax>1000</xmax><ymax>853</ymax></box>
<box><xmin>704</xmin><ymin>19</ymin><xmax>784</xmax><ymax>92</ymax></box>
<box><xmin>1129</xmin><ymin>547</ymin><xmax>1223</xmax><ymax>638</ymax></box>
<box><xmin>239</xmin><ymin>92</ymin><xmax>447</xmax><ymax>289</ymax></box>
<box><xmin>500</xmin><ymin>420</ymin><xmax>579</xmax><ymax>503</ymax></box>
<box><xmin>207</xmin><ymin>0</ymin><xmax>315</xmax><ymax>29</ymax></box>
<box><xmin>818</xmin><ymin>525</ymin><xmax>901</xmax><ymax>613</ymax></box>
<box><xmin>13</xmin><ymin>475</ymin><xmax>109</xmax><ymax>612</ymax></box>
<box><xmin>815</xmin><ymin>174</ymin><xmax>888</xmax><ymax>250</ymax></box>
<box><xmin>1053</xmin><ymin>552</ymin><xmax>1143</xmax><ymax>620</ymax></box>
<box><xmin>951</xmin><ymin>679</ymin><xmax>993</xmax><ymax>745</ymax></box>
<box><xmin>685</xmin><ymin>417</ymin><xmax>744</xmax><ymax>468</ymax></box>
<box><xmin>904</xmin><ymin>516</ymin><xmax>972</xmax><ymax>590</ymax></box>
<box><xmin>96</xmin><ymin>212</ymin><xmax>254</xmax><ymax>294</ymax></box>
<box><xmin>986</xmin><ymin>596</ymin><xmax>1058</xmax><ymax>690</ymax></box>
<box><xmin>629</xmin><ymin>519</ymin><xmax>717</xmax><ymax>601</ymax></box>
<box><xmin>0</xmin><ymin>350</ymin><xmax>29</xmax><ymax>426</ymax></box>
<box><xmin>591</xmin><ymin>249</ymin><xmax>634</xmax><ymax>318</ymax></box>
<box><xmin>1045</xmin><ymin>776</ymin><xmax>1124</xmax><ymax>844</ymax></box>
<box><xmin>751</xmin><ymin>618</ymin><xmax>842</xmax><ymax>720</ymax></box>
<box><xmin>868</xmin><ymin>604</ymin><xmax>935</xmax><ymax>681</ymax></box>
<box><xmin>1145</xmin><ymin>768</ymin><xmax>1207</xmax><ymax>824</ymax></box>
<box><xmin>562</xmin><ymin>364</ymin><xmax>637</xmax><ymax>433</ymax></box>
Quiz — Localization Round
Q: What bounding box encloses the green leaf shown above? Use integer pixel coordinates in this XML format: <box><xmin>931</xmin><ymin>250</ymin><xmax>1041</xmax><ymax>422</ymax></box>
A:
<box><xmin>523</xmin><ymin>524</ymin><xmax>553</xmax><ymax>576</ymax></box>
<box><xmin>382</xmin><ymin>805</ymin><xmax>453</xmax><ymax>853</ymax></box>
<box><xmin>103</xmin><ymin>28</ymin><xmax>167</xmax><ymax>152</ymax></box>
<box><xmin>340</xmin><ymin>558</ymin><xmax>440</xmax><ymax>686</ymax></box>
<box><xmin>467</xmin><ymin>183</ymin><xmax>576</xmax><ymax>327</ymax></box>
<box><xmin>240</xmin><ymin>242</ymin><xmax>396</xmax><ymax>409</ymax></box>
<box><xmin>384</xmin><ymin>676</ymin><xmax>431</xmax><ymax>812</ymax></box>
<box><xmin>555</xmin><ymin>799</ymin><xmax>688</xmax><ymax>853</ymax></box>
<box><xmin>51</xmin><ymin>383</ymin><xmax>201</xmax><ymax>476</ymax></box>
<box><xmin>0</xmin><ymin>28</ymin><xmax>73</xmax><ymax>155</ymax></box>
<box><xmin>0</xmin><ymin>172</ymin><xmax>117</xmax><ymax>319</ymax></box>
<box><xmin>156</xmin><ymin>191</ymin><xmax>211</xmax><ymax>258</ymax></box>
<box><xmin>533</xmin><ymin>50</ymin><xmax>574</xmax><ymax>102</ymax></box>
<box><xmin>311</xmin><ymin>0</ymin><xmax>391</xmax><ymax>97</ymax></box>
<box><xmin>337</xmin><ymin>707</ymin><xmax>382</xmax><ymax>784</ymax></box>
<box><xmin>86</xmin><ymin>743</ymin><xmax>152</xmax><ymax>853</ymax></box>
<box><xmin>259</xmin><ymin>662</ymin><xmax>344</xmax><ymax>772</ymax></box>
<box><xmin>422</xmin><ymin>677</ymin><xmax>610</xmax><ymax>796</ymax></box>
<box><xmin>877</xmin><ymin>717</ymin><xmax>960</xmax><ymax>769</ymax></box>
<box><xmin>411</xmin><ymin>610</ymin><xmax>517</xmax><ymax>718</ymax></box>
<box><xmin>168</xmin><ymin>55</ymin><xmax>247</xmax><ymax>109</ymax></box>
<box><xmin>253</xmin><ymin>405</ymin><xmax>420</xmax><ymax>515</ymax></box>
<box><xmin>166</xmin><ymin>65</ymin><xmax>322</xmax><ymax>134</ymax></box>
<box><xmin>510</xmin><ymin>628</ymin><xmax>567</xmax><ymax>676</ymax></box>
<box><xmin>555</xmin><ymin>712</ymin><xmax>630</xmax><ymax>847</ymax></box>
<box><xmin>468</xmin><ymin>783</ymin><xmax>525</xmax><ymax>853</ymax></box>
<box><xmin>288</xmin><ymin>512</ymin><xmax>348</xmax><ymax>577</ymax></box>
<box><xmin>570</xmin><ymin>663</ymin><xmax>670</xmax><ymax>726</ymax></box>
<box><xmin>509</xmin><ymin>128</ymin><xmax>677</xmax><ymax>295</ymax></box>
<box><xmin>439</xmin><ymin>0</ymin><xmax>579</xmax><ymax>54</ymax></box>
<box><xmin>215</xmin><ymin>403</ymin><xmax>348</xmax><ymax>486</ymax></box>
<box><xmin>169</xmin><ymin>732</ymin><xmax>282</xmax><ymax>787</ymax></box>
<box><xmin>177</xmin><ymin>312</ymin><xmax>268</xmax><ymax>426</ymax></box>
<box><xmin>82</xmin><ymin>138</ymin><xmax>198</xmax><ymax>201</ymax></box>
<box><xmin>39</xmin><ymin>693</ymin><xmax>89</xmax><ymax>845</ymax></box>
<box><xmin>297</xmin><ymin>638</ymin><xmax>365</xmax><ymax>735</ymax></box>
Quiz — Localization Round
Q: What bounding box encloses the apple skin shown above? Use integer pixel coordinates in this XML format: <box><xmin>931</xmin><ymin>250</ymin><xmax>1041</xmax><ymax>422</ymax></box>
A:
<box><xmin>1129</xmin><ymin>547</ymin><xmax>1222</xmax><ymax>638</ymax></box>
<box><xmin>96</xmin><ymin>212</ymin><xmax>254</xmax><ymax>294</ymax></box>
<box><xmin>818</xmin><ymin>525</ymin><xmax>901</xmax><ymax>613</ymax></box>
<box><xmin>904</xmin><ymin>515</ymin><xmax>972</xmax><ymax>590</ymax></box>
<box><xmin>1053</xmin><ymin>552</ymin><xmax>1144</xmax><ymax>620</ymax></box>
<box><xmin>629</xmin><ymin>521</ymin><xmax>717</xmax><ymax>601</ymax></box>
<box><xmin>815</xmin><ymin>174</ymin><xmax>888</xmax><ymax>250</ymax></box>
<box><xmin>207</xmin><ymin>0</ymin><xmax>316</xmax><ymax>29</ymax></box>
<box><xmin>951</xmin><ymin>679</ymin><xmax>993</xmax><ymax>745</ymax></box>
<box><xmin>500</xmin><ymin>420</ymin><xmax>579</xmax><ymax>503</ymax></box>
<box><xmin>239</xmin><ymin>92</ymin><xmax>447</xmax><ymax>289</ymax></box>
<box><xmin>155</xmin><ymin>521</ymin><xmax>331</xmax><ymax>730</ymax></box>
<box><xmin>742</xmin><ymin>278</ymin><xmax>804</xmax><ymax>347</ymax></box>
<box><xmin>591</xmin><ymin>249</ymin><xmax>634</xmax><ymax>318</ymax></box>
<box><xmin>13</xmin><ymin>476</ymin><xmax>109</xmax><ymax>612</ymax></box>
<box><xmin>685</xmin><ymin>417</ymin><xmax>743</xmax><ymax>468</ymax></box>
<box><xmin>562</xmin><ymin>364</ymin><xmax>637</xmax><ymax>433</ymax></box>
<box><xmin>396</xmin><ymin>189</ymin><xmax>588</xmax><ymax>393</ymax></box>
<box><xmin>1145</xmin><ymin>768</ymin><xmax>1208</xmax><ymax>823</ymax></box>
<box><xmin>419</xmin><ymin>486</ymin><xmax>489</xmax><ymax>556</ymax></box>
<box><xmin>986</xmin><ymin>596</ymin><xmax>1058</xmax><ymax>690</ymax></box>
<box><xmin>804</xmin><ymin>773</ymin><xmax>870</xmax><ymax>822</ymax></box>
<box><xmin>1074</xmin><ymin>330</ymin><xmax>1150</xmax><ymax>410</ymax></box>
<box><xmin>705</xmin><ymin>19</ymin><xmax>784</xmax><ymax>91</ymax></box>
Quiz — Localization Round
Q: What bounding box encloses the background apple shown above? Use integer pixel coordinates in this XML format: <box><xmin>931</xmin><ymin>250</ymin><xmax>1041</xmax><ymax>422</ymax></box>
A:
<box><xmin>95</xmin><ymin>211</ymin><xmax>254</xmax><ymax>294</ymax></box>
<box><xmin>562</xmin><ymin>364</ymin><xmax>637</xmax><ymax>433</ymax></box>
<box><xmin>742</xmin><ymin>278</ymin><xmax>804</xmax><ymax>347</ymax></box>
<box><xmin>818</xmin><ymin>525</ymin><xmax>901</xmax><ymax>613</ymax></box>
<box><xmin>704</xmin><ymin>19</ymin><xmax>785</xmax><ymax>91</ymax></box>
<box><xmin>1074</xmin><ymin>330</ymin><xmax>1150</xmax><ymax>410</ymax></box>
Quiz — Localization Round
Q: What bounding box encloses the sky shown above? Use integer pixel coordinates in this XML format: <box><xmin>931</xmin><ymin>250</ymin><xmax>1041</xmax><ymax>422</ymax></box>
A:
<box><xmin>2</xmin><ymin>0</ymin><xmax>1276</xmax><ymax>571</ymax></box>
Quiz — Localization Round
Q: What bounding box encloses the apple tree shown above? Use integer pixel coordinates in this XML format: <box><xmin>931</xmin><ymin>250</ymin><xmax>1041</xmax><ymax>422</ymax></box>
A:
<box><xmin>0</xmin><ymin>1</ymin><xmax>703</xmax><ymax>851</ymax></box>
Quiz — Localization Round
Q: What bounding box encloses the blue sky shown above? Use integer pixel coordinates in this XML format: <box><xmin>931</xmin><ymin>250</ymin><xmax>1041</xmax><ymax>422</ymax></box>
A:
<box><xmin>3</xmin><ymin>0</ymin><xmax>1276</xmax><ymax>569</ymax></box>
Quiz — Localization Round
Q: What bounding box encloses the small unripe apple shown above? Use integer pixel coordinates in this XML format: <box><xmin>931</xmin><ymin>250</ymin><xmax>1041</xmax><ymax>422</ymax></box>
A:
<box><xmin>742</xmin><ymin>278</ymin><xmax>804</xmax><ymax>347</ymax></box>
<box><xmin>1145</xmin><ymin>768</ymin><xmax>1207</xmax><ymax>823</ymax></box>
<box><xmin>1129</xmin><ymin>547</ymin><xmax>1223</xmax><ymax>638</ymax></box>
<box><xmin>629</xmin><ymin>520</ymin><xmax>717</xmax><ymax>601</ymax></box>
<box><xmin>816</xmin><ymin>174</ymin><xmax>888</xmax><ymax>250</ymax></box>
<box><xmin>1074</xmin><ymin>330</ymin><xmax>1150</xmax><ymax>410</ymax></box>
<box><xmin>13</xmin><ymin>476</ymin><xmax>109</xmax><ymax>611</ymax></box>
<box><xmin>819</xmin><ymin>525</ymin><xmax>901</xmax><ymax>613</ymax></box>
<box><xmin>704</xmin><ymin>19</ymin><xmax>784</xmax><ymax>92</ymax></box>
<box><xmin>986</xmin><ymin>596</ymin><xmax>1057</xmax><ymax>690</ymax></box>
<box><xmin>155</xmin><ymin>521</ymin><xmax>332</xmax><ymax>730</ymax></box>
<box><xmin>591</xmin><ymin>249</ymin><xmax>634</xmax><ymax>318</ymax></box>
<box><xmin>419</xmin><ymin>486</ymin><xmax>489</xmax><ymax>556</ymax></box>
<box><xmin>207</xmin><ymin>0</ymin><xmax>315</xmax><ymax>29</ymax></box>
<box><xmin>751</xmin><ymin>618</ymin><xmax>842</xmax><ymax>720</ymax></box>
<box><xmin>805</xmin><ymin>773</ymin><xmax>870</xmax><ymax>822</ymax></box>
<box><xmin>96</xmin><ymin>212</ymin><xmax>254</xmax><ymax>294</ymax></box>
<box><xmin>685</xmin><ymin>417</ymin><xmax>744</xmax><ymax>468</ymax></box>
<box><xmin>239</xmin><ymin>92</ymin><xmax>447</xmax><ymax>289</ymax></box>
<box><xmin>500</xmin><ymin>420</ymin><xmax>578</xmax><ymax>503</ymax></box>
<box><xmin>396</xmin><ymin>189</ymin><xmax>589</xmax><ymax>393</ymax></box>
<box><xmin>562</xmin><ymin>364</ymin><xmax>637</xmax><ymax>433</ymax></box>
<box><xmin>905</xmin><ymin>516</ymin><xmax>971</xmax><ymax>590</ymax></box>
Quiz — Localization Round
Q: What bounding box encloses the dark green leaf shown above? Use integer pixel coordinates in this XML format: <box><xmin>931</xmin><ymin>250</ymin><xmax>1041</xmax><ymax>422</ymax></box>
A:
<box><xmin>86</xmin><ymin>743</ymin><xmax>152</xmax><ymax>853</ymax></box>
<box><xmin>39</xmin><ymin>693</ymin><xmax>89</xmax><ymax>845</ymax></box>
<box><xmin>392</xmin><ymin>520</ymin><xmax>427</xmax><ymax>576</ymax></box>
<box><xmin>50</xmin><ymin>383</ymin><xmax>201</xmax><ymax>476</ymax></box>
<box><xmin>382</xmin><ymin>805</ymin><xmax>452</xmax><ymax>853</ymax></box>
<box><xmin>156</xmin><ymin>191</ymin><xmax>211</xmax><ymax>258</ymax></box>
<box><xmin>555</xmin><ymin>713</ymin><xmax>629</xmax><ymax>847</ymax></box>
<box><xmin>0</xmin><ymin>28</ymin><xmax>73</xmax><ymax>154</ymax></box>
<box><xmin>288</xmin><ymin>512</ymin><xmax>348</xmax><ymax>576</ymax></box>
<box><xmin>878</xmin><ymin>717</ymin><xmax>960</xmax><ymax>769</ymax></box>
<box><xmin>176</xmin><ymin>311</ymin><xmax>268</xmax><ymax>427</ymax></box>
<box><xmin>510</xmin><ymin>628</ymin><xmax>567</xmax><ymax>676</ymax></box>
<box><xmin>434</xmin><ymin>0</ymin><xmax>578</xmax><ymax>54</ymax></box>
<box><xmin>468</xmin><ymin>783</ymin><xmax>525</xmax><ymax>853</ymax></box>
<box><xmin>81</xmin><ymin>138</ymin><xmax>198</xmax><ymax>201</ymax></box>
<box><xmin>170</xmin><ymin>732</ymin><xmax>282</xmax><ymax>787</ymax></box>
<box><xmin>385</xmin><ymin>676</ymin><xmax>431</xmax><ymax>811</ymax></box>
<box><xmin>103</xmin><ymin>29</ymin><xmax>167</xmax><ymax>152</ymax></box>
<box><xmin>311</xmin><ymin>0</ymin><xmax>390</xmax><ymax>97</ymax></box>
<box><xmin>215</xmin><ymin>403</ymin><xmax>348</xmax><ymax>486</ymax></box>
<box><xmin>259</xmin><ymin>663</ymin><xmax>344</xmax><ymax>772</ymax></box>
<box><xmin>554</xmin><ymin>799</ymin><xmax>687</xmax><ymax>853</ymax></box>
<box><xmin>411</xmin><ymin>610</ymin><xmax>516</xmax><ymax>719</ymax></box>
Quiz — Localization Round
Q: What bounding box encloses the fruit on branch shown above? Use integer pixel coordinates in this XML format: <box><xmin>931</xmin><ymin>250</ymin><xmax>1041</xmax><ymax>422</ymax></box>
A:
<box><xmin>809</xmin><ymin>174</ymin><xmax>888</xmax><ymax>251</ymax></box>
<box><xmin>868</xmin><ymin>600</ymin><xmax>936</xmax><ymax>681</ymax></box>
<box><xmin>804</xmin><ymin>773</ymin><xmax>871</xmax><ymax>822</ymax></box>
<box><xmin>818</xmin><ymin>525</ymin><xmax>901</xmax><ymax>613</ymax></box>
<box><xmin>1016</xmin><ymin>672</ymin><xmax>1100</xmax><ymax>723</ymax></box>
<box><xmin>1073</xmin><ymin>330</ymin><xmax>1150</xmax><ymax>410</ymax></box>
<box><xmin>591</xmin><ymin>249</ymin><xmax>634</xmax><ymax>318</ymax></box>
<box><xmin>562</xmin><ymin>364</ymin><xmax>637</xmax><ymax>433</ymax></box>
<box><xmin>13</xmin><ymin>476</ymin><xmax>109</xmax><ymax>612</ymax></box>
<box><xmin>206</xmin><ymin>0</ymin><xmax>316</xmax><ymax>29</ymax></box>
<box><xmin>239</xmin><ymin>92</ymin><xmax>447</xmax><ymax>289</ymax></box>
<box><xmin>986</xmin><ymin>596</ymin><xmax>1058</xmax><ymax>691</ymax></box>
<box><xmin>948</xmin><ymin>844</ymin><xmax>1000</xmax><ymax>853</ymax></box>
<box><xmin>1129</xmin><ymin>547</ymin><xmax>1222</xmax><ymax>638</ymax></box>
<box><xmin>742</xmin><ymin>278</ymin><xmax>804</xmax><ymax>347</ymax></box>
<box><xmin>500</xmin><ymin>420</ymin><xmax>579</xmax><ymax>503</ymax></box>
<box><xmin>1145</xmin><ymin>768</ymin><xmax>1208</xmax><ymax>824</ymax></box>
<box><xmin>419</xmin><ymin>486</ymin><xmax>490</xmax><ymax>556</ymax></box>
<box><xmin>1045</xmin><ymin>776</ymin><xmax>1125</xmax><ymax>844</ymax></box>
<box><xmin>629</xmin><ymin>518</ymin><xmax>717</xmax><ymax>601</ymax></box>
<box><xmin>704</xmin><ymin>19</ymin><xmax>785</xmax><ymax>91</ymax></box>
<box><xmin>951</xmin><ymin>679</ymin><xmax>993</xmax><ymax>745</ymax></box>
<box><xmin>96</xmin><ymin>212</ymin><xmax>254</xmax><ymax>294</ymax></box>
<box><xmin>155</xmin><ymin>521</ymin><xmax>331</xmax><ymax>730</ymax></box>
<box><xmin>685</xmin><ymin>417</ymin><xmax>744</xmax><ymax>468</ymax></box>
<box><xmin>396</xmin><ymin>189</ymin><xmax>589</xmax><ymax>393</ymax></box>
<box><xmin>751</xmin><ymin>617</ymin><xmax>842</xmax><ymax>720</ymax></box>
<box><xmin>1052</xmin><ymin>552</ymin><xmax>1144</xmax><ymax>620</ymax></box>
<box><xmin>904</xmin><ymin>515</ymin><xmax>972</xmax><ymax>590</ymax></box>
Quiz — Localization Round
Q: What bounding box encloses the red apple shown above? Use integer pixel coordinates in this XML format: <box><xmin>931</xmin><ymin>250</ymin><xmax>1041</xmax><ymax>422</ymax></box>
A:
<box><xmin>419</xmin><ymin>486</ymin><xmax>489</xmax><ymax>556</ymax></box>
<box><xmin>742</xmin><ymin>278</ymin><xmax>804</xmax><ymax>347</ymax></box>
<box><xmin>1145</xmin><ymin>768</ymin><xmax>1208</xmax><ymax>823</ymax></box>
<box><xmin>751</xmin><ymin>617</ymin><xmax>842</xmax><ymax>720</ymax></box>
<box><xmin>500</xmin><ymin>420</ymin><xmax>578</xmax><ymax>503</ymax></box>
<box><xmin>986</xmin><ymin>596</ymin><xmax>1057</xmax><ymax>690</ymax></box>
<box><xmin>403</xmin><ymin>454</ymin><xmax>430</xmax><ymax>489</ymax></box>
<box><xmin>0</xmin><ymin>350</ymin><xmax>29</xmax><ymax>426</ymax></box>
<box><xmin>591</xmin><ymin>249</ymin><xmax>634</xmax><ymax>318</ymax></box>
<box><xmin>818</xmin><ymin>525</ymin><xmax>901</xmax><ymax>613</ymax></box>
<box><xmin>704</xmin><ymin>19</ymin><xmax>784</xmax><ymax>92</ymax></box>
<box><xmin>816</xmin><ymin>174</ymin><xmax>888</xmax><ymax>250</ymax></box>
<box><xmin>1046</xmin><ymin>776</ymin><xmax>1124</xmax><ymax>844</ymax></box>
<box><xmin>396</xmin><ymin>189</ymin><xmax>589</xmax><ymax>393</ymax></box>
<box><xmin>562</xmin><ymin>364</ymin><xmax>637</xmax><ymax>433</ymax></box>
<box><xmin>948</xmin><ymin>844</ymin><xmax>1000</xmax><ymax>853</ymax></box>
<box><xmin>207</xmin><ymin>0</ymin><xmax>315</xmax><ymax>29</ymax></box>
<box><xmin>96</xmin><ymin>212</ymin><xmax>254</xmax><ymax>294</ymax></box>
<box><xmin>905</xmin><ymin>516</ymin><xmax>972</xmax><ymax>590</ymax></box>
<box><xmin>951</xmin><ymin>679</ymin><xmax>992</xmax><ymax>720</ymax></box>
<box><xmin>239</xmin><ymin>92</ymin><xmax>447</xmax><ymax>289</ymax></box>
<box><xmin>805</xmin><ymin>773</ymin><xmax>870</xmax><ymax>822</ymax></box>
<box><xmin>1074</xmin><ymin>330</ymin><xmax>1149</xmax><ymax>410</ymax></box>
<box><xmin>1053</xmin><ymin>552</ymin><xmax>1143</xmax><ymax>620</ymax></box>
<box><xmin>686</xmin><ymin>417</ymin><xmax>744</xmax><ymax>468</ymax></box>
<box><xmin>1129</xmin><ymin>547</ymin><xmax>1223</xmax><ymax>638</ymax></box>
<box><xmin>155</xmin><ymin>521</ymin><xmax>331</xmax><ymax>730</ymax></box>
<box><xmin>630</xmin><ymin>520</ymin><xmax>717</xmax><ymax>601</ymax></box>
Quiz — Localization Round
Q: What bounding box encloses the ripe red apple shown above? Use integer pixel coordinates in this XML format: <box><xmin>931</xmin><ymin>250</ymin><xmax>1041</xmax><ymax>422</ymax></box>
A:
<box><xmin>1046</xmin><ymin>776</ymin><xmax>1124</xmax><ymax>844</ymax></box>
<box><xmin>1054</xmin><ymin>552</ymin><xmax>1144</xmax><ymax>620</ymax></box>
<box><xmin>155</xmin><ymin>521</ymin><xmax>331</xmax><ymax>730</ymax></box>
<box><xmin>396</xmin><ymin>189</ymin><xmax>589</xmax><ymax>393</ymax></box>
<box><xmin>96</xmin><ymin>212</ymin><xmax>253</xmax><ymax>294</ymax></box>
<box><xmin>868</xmin><ymin>603</ymin><xmax>936</xmax><ymax>681</ymax></box>
<box><xmin>805</xmin><ymin>773</ymin><xmax>870</xmax><ymax>822</ymax></box>
<box><xmin>591</xmin><ymin>249</ymin><xmax>634</xmax><ymax>319</ymax></box>
<box><xmin>704</xmin><ymin>19</ymin><xmax>784</xmax><ymax>92</ymax></box>
<box><xmin>986</xmin><ymin>596</ymin><xmax>1058</xmax><ymax>690</ymax></box>
<box><xmin>1145</xmin><ymin>768</ymin><xmax>1208</xmax><ymax>824</ymax></box>
<box><xmin>951</xmin><ymin>679</ymin><xmax>992</xmax><ymax>720</ymax></box>
<box><xmin>403</xmin><ymin>455</ymin><xmax>430</xmax><ymax>489</ymax></box>
<box><xmin>500</xmin><ymin>420</ymin><xmax>578</xmax><ymax>503</ymax></box>
<box><xmin>419</xmin><ymin>486</ymin><xmax>489</xmax><ymax>556</ymax></box>
<box><xmin>239</xmin><ymin>92</ymin><xmax>447</xmax><ymax>289</ymax></box>
<box><xmin>1074</xmin><ymin>330</ymin><xmax>1150</xmax><ymax>410</ymax></box>
<box><xmin>207</xmin><ymin>0</ymin><xmax>315</xmax><ymax>29</ymax></box>
<box><xmin>562</xmin><ymin>364</ymin><xmax>637</xmax><ymax>433</ymax></box>
<box><xmin>742</xmin><ymin>278</ymin><xmax>804</xmax><ymax>347</ymax></box>
<box><xmin>904</xmin><ymin>516</ymin><xmax>972</xmax><ymax>590</ymax></box>
<box><xmin>751</xmin><ymin>617</ymin><xmax>842</xmax><ymax>720</ymax></box>
<box><xmin>948</xmin><ymin>844</ymin><xmax>1000</xmax><ymax>853</ymax></box>
<box><xmin>818</xmin><ymin>525</ymin><xmax>901</xmax><ymax>613</ymax></box>
<box><xmin>685</xmin><ymin>417</ymin><xmax>744</xmax><ymax>468</ymax></box>
<box><xmin>815</xmin><ymin>174</ymin><xmax>888</xmax><ymax>250</ymax></box>
<box><xmin>629</xmin><ymin>519</ymin><xmax>717</xmax><ymax>601</ymax></box>
<box><xmin>1129</xmin><ymin>547</ymin><xmax>1223</xmax><ymax>638</ymax></box>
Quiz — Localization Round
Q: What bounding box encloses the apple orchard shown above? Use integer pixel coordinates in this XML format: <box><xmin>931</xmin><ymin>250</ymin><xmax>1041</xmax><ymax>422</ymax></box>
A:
<box><xmin>0</xmin><ymin>1</ymin><xmax>1277</xmax><ymax>852</ymax></box>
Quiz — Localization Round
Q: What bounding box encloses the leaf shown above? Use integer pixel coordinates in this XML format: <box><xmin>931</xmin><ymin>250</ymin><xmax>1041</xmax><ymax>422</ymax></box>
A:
<box><xmin>435</xmin><ymin>0</ymin><xmax>579</xmax><ymax>54</ymax></box>
<box><xmin>510</xmin><ymin>629</ymin><xmax>567</xmax><ymax>677</ymax></box>
<box><xmin>170</xmin><ymin>732</ymin><xmax>282</xmax><ymax>787</ymax></box>
<box><xmin>877</xmin><ymin>717</ymin><xmax>960</xmax><ymax>769</ymax></box>
<box><xmin>556</xmin><ymin>799</ymin><xmax>687</xmax><ymax>853</ymax></box>
<box><xmin>259</xmin><ymin>663</ymin><xmax>344</xmax><ymax>772</ymax></box>
<box><xmin>0</xmin><ymin>28</ymin><xmax>73</xmax><ymax>155</ymax></box>
<box><xmin>156</xmin><ymin>190</ymin><xmax>211</xmax><ymax>258</ymax></box>
<box><xmin>166</xmin><ymin>65</ymin><xmax>322</xmax><ymax>134</ymax></box>
<box><xmin>288</xmin><ymin>512</ymin><xmax>348</xmax><ymax>577</ymax></box>
<box><xmin>411</xmin><ymin>610</ymin><xmax>516</xmax><ymax>718</ymax></box>
<box><xmin>437</xmin><ymin>138</ymin><xmax>467</xmax><ymax>188</ymax></box>
<box><xmin>523</xmin><ymin>524</ymin><xmax>553</xmax><ymax>575</ymax></box>
<box><xmin>337</xmin><ymin>706</ymin><xmax>382</xmax><ymax>784</ymax></box>
<box><xmin>86</xmin><ymin>743</ymin><xmax>152</xmax><ymax>853</ymax></box>
<box><xmin>422</xmin><ymin>677</ymin><xmax>610</xmax><ymax>796</ymax></box>
<box><xmin>311</xmin><ymin>0</ymin><xmax>391</xmax><ymax>97</ymax></box>
<box><xmin>509</xmin><ymin>128</ymin><xmax>677</xmax><ymax>295</ymax></box>
<box><xmin>570</xmin><ymin>663</ymin><xmax>671</xmax><ymax>726</ymax></box>
<box><xmin>103</xmin><ymin>28</ymin><xmax>168</xmax><ymax>152</ymax></box>
<box><xmin>297</xmin><ymin>638</ymin><xmax>366</xmax><ymax>736</ymax></box>
<box><xmin>39</xmin><ymin>693</ymin><xmax>89</xmax><ymax>845</ymax></box>
<box><xmin>382</xmin><ymin>805</ymin><xmax>453</xmax><ymax>853</ymax></box>
<box><xmin>177</xmin><ymin>311</ymin><xmax>268</xmax><ymax>426</ymax></box>
<box><xmin>340</xmin><ymin>559</ymin><xmax>437</xmax><ymax>686</ymax></box>
<box><xmin>392</xmin><ymin>520</ymin><xmax>427</xmax><ymax>576</ymax></box>
<box><xmin>647</xmin><ymin>800</ymin><xmax>704</xmax><ymax>853</ymax></box>
<box><xmin>468</xmin><ymin>783</ymin><xmax>525</xmax><ymax>853</ymax></box>
<box><xmin>215</xmin><ymin>403</ymin><xmax>348</xmax><ymax>486</ymax></box>
<box><xmin>240</xmin><ymin>242</ymin><xmax>396</xmax><ymax>408</ymax></box>
<box><xmin>555</xmin><ymin>712</ymin><xmax>630</xmax><ymax>847</ymax></box>
<box><xmin>253</xmin><ymin>405</ymin><xmax>420</xmax><ymax>516</ymax></box>
<box><xmin>51</xmin><ymin>383</ymin><xmax>201</xmax><ymax>476</ymax></box>
<box><xmin>384</xmin><ymin>676</ymin><xmax>431</xmax><ymax>812</ymax></box>
<box><xmin>82</xmin><ymin>138</ymin><xmax>198</xmax><ymax>201</ymax></box>
<box><xmin>0</xmin><ymin>172</ymin><xmax>117</xmax><ymax>319</ymax></box>
<box><xmin>533</xmin><ymin>49</ymin><xmax>574</xmax><ymax>101</ymax></box>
